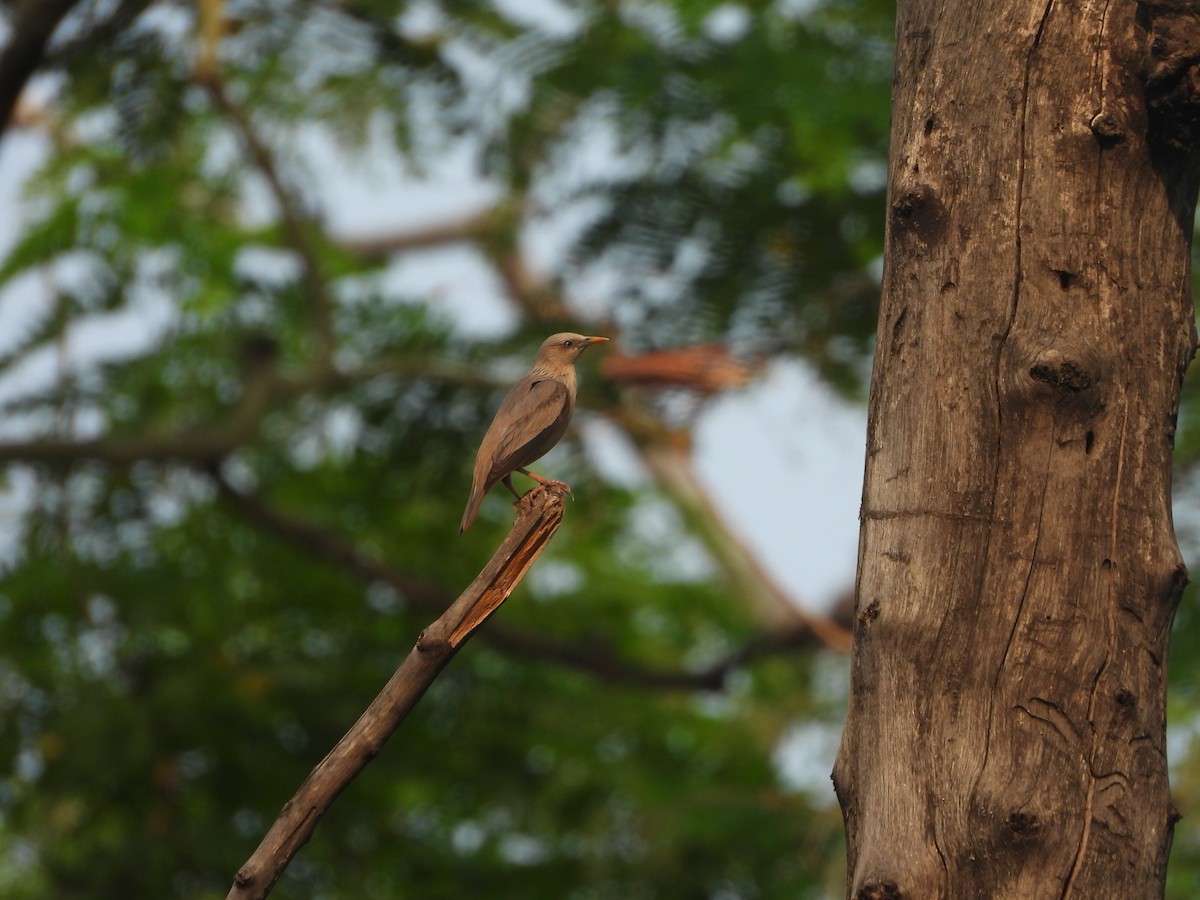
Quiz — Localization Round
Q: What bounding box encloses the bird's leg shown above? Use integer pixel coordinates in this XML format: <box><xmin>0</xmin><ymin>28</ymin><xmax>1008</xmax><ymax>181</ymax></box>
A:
<box><xmin>501</xmin><ymin>475</ymin><xmax>524</xmax><ymax>501</ymax></box>
<box><xmin>517</xmin><ymin>467</ymin><xmax>573</xmax><ymax>496</ymax></box>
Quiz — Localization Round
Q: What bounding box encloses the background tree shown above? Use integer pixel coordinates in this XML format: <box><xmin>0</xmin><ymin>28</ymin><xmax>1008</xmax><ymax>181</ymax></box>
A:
<box><xmin>0</xmin><ymin>1</ymin><xmax>1199</xmax><ymax>899</ymax></box>
<box><xmin>0</xmin><ymin>1</ymin><xmax>885</xmax><ymax>898</ymax></box>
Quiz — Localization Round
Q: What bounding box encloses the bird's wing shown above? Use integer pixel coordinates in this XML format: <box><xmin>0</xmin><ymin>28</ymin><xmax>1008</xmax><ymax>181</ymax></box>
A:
<box><xmin>486</xmin><ymin>377</ymin><xmax>572</xmax><ymax>483</ymax></box>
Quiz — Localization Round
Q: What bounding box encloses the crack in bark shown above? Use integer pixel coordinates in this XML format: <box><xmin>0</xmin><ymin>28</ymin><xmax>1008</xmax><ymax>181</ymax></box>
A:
<box><xmin>996</xmin><ymin>432</ymin><xmax>1055</xmax><ymax>678</ymax></box>
<box><xmin>1015</xmin><ymin>697</ymin><xmax>1084</xmax><ymax>748</ymax></box>
<box><xmin>1006</xmin><ymin>0</ymin><xmax>1056</xmax><ymax>332</ymax></box>
<box><xmin>969</xmin><ymin>0</ymin><xmax>1059</xmax><ymax>882</ymax></box>
<box><xmin>1092</xmin><ymin>0</ymin><xmax>1116</xmax><ymax>125</ymax></box>
<box><xmin>1061</xmin><ymin>399</ymin><xmax>1128</xmax><ymax>898</ymax></box>
<box><xmin>860</xmin><ymin>508</ymin><xmax>993</xmax><ymax>523</ymax></box>
<box><xmin>980</xmin><ymin>434</ymin><xmax>1056</xmax><ymax>843</ymax></box>
<box><xmin>979</xmin><ymin>0</ymin><xmax>1057</xmax><ymax>759</ymax></box>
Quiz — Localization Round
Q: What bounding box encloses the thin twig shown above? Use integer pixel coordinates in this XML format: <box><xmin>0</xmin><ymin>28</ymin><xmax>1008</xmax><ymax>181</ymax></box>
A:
<box><xmin>225</xmin><ymin>485</ymin><xmax>568</xmax><ymax>900</ymax></box>
<box><xmin>612</xmin><ymin>404</ymin><xmax>852</xmax><ymax>650</ymax></box>
<box><xmin>0</xmin><ymin>355</ymin><xmax>492</xmax><ymax>466</ymax></box>
<box><xmin>200</xmin><ymin>74</ymin><xmax>337</xmax><ymax>363</ymax></box>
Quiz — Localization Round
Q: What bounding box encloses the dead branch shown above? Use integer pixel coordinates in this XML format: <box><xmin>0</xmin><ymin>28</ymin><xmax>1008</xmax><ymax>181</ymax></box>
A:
<box><xmin>601</xmin><ymin>344</ymin><xmax>758</xmax><ymax>394</ymax></box>
<box><xmin>209</xmin><ymin>469</ymin><xmax>844</xmax><ymax>689</ymax></box>
<box><xmin>225</xmin><ymin>484</ymin><xmax>567</xmax><ymax>900</ymax></box>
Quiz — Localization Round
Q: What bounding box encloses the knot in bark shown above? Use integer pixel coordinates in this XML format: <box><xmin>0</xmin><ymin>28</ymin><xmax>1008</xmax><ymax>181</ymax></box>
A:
<box><xmin>854</xmin><ymin>882</ymin><xmax>903</xmax><ymax>900</ymax></box>
<box><xmin>1005</xmin><ymin>810</ymin><xmax>1043</xmax><ymax>841</ymax></box>
<box><xmin>1089</xmin><ymin>111</ymin><xmax>1126</xmax><ymax>147</ymax></box>
<box><xmin>1028</xmin><ymin>349</ymin><xmax>1095</xmax><ymax>394</ymax></box>
<box><xmin>890</xmin><ymin>182</ymin><xmax>947</xmax><ymax>244</ymax></box>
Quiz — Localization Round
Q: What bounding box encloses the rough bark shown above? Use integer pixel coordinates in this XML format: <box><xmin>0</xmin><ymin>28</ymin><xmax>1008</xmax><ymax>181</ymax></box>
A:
<box><xmin>833</xmin><ymin>1</ymin><xmax>1200</xmax><ymax>897</ymax></box>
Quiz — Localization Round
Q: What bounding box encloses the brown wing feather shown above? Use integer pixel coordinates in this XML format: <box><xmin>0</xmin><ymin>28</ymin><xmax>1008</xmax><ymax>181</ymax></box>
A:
<box><xmin>485</xmin><ymin>378</ymin><xmax>572</xmax><ymax>488</ymax></box>
<box><xmin>460</xmin><ymin>377</ymin><xmax>574</xmax><ymax>532</ymax></box>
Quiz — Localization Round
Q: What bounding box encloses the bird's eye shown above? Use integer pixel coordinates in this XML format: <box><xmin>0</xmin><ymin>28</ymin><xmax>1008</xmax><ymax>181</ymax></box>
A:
<box><xmin>563</xmin><ymin>340</ymin><xmax>573</xmax><ymax>348</ymax></box>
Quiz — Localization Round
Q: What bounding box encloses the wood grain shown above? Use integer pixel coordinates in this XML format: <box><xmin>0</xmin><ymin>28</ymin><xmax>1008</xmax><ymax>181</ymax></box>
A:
<box><xmin>834</xmin><ymin>1</ymin><xmax>1200</xmax><ymax>896</ymax></box>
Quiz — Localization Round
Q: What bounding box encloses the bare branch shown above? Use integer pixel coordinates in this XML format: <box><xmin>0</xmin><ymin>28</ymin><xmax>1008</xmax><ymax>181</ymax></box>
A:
<box><xmin>199</xmin><ymin>74</ymin><xmax>336</xmax><ymax>363</ymax></box>
<box><xmin>0</xmin><ymin>0</ymin><xmax>83</xmax><ymax>138</ymax></box>
<box><xmin>334</xmin><ymin>210</ymin><xmax>497</xmax><ymax>261</ymax></box>
<box><xmin>225</xmin><ymin>484</ymin><xmax>566</xmax><ymax>900</ymax></box>
<box><xmin>601</xmin><ymin>344</ymin><xmax>759</xmax><ymax>394</ymax></box>
<box><xmin>612</xmin><ymin>403</ymin><xmax>852</xmax><ymax>650</ymax></box>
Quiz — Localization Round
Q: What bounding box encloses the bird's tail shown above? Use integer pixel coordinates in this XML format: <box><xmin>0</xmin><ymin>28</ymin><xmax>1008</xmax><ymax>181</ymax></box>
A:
<box><xmin>459</xmin><ymin>485</ymin><xmax>483</xmax><ymax>533</ymax></box>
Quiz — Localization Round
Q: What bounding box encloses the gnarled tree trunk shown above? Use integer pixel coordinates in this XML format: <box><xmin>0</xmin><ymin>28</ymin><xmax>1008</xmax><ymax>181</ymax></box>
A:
<box><xmin>833</xmin><ymin>1</ymin><xmax>1200</xmax><ymax>896</ymax></box>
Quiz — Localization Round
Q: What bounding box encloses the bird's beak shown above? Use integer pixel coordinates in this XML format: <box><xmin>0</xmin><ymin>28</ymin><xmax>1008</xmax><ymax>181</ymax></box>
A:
<box><xmin>582</xmin><ymin>336</ymin><xmax>610</xmax><ymax>346</ymax></box>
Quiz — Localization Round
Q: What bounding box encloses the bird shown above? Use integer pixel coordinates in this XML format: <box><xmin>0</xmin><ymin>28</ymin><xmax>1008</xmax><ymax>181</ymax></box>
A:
<box><xmin>460</xmin><ymin>332</ymin><xmax>610</xmax><ymax>533</ymax></box>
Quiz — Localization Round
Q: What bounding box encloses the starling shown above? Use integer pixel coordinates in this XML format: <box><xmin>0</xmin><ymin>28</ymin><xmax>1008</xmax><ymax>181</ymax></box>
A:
<box><xmin>460</xmin><ymin>332</ymin><xmax>609</xmax><ymax>532</ymax></box>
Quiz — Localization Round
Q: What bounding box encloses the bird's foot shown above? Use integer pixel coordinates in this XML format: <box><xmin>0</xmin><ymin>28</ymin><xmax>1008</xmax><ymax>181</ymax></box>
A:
<box><xmin>518</xmin><ymin>469</ymin><xmax>573</xmax><ymax>497</ymax></box>
<box><xmin>512</xmin><ymin>480</ymin><xmax>573</xmax><ymax>518</ymax></box>
<box><xmin>514</xmin><ymin>480</ymin><xmax>572</xmax><ymax>505</ymax></box>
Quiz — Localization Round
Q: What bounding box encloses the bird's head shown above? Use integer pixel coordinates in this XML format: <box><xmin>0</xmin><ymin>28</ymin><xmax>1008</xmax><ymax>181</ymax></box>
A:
<box><xmin>534</xmin><ymin>332</ymin><xmax>610</xmax><ymax>367</ymax></box>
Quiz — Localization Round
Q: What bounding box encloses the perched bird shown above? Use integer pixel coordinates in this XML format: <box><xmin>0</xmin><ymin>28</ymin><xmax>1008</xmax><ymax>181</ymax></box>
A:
<box><xmin>460</xmin><ymin>332</ymin><xmax>610</xmax><ymax>533</ymax></box>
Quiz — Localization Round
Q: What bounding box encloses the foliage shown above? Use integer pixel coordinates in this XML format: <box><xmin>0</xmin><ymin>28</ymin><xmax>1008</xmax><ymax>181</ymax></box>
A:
<box><xmin>0</xmin><ymin>0</ymin><xmax>892</xmax><ymax>898</ymax></box>
<box><xmin>1165</xmin><ymin>196</ymin><xmax>1200</xmax><ymax>900</ymax></box>
<box><xmin>2</xmin><ymin>0</ymin><xmax>1197</xmax><ymax>897</ymax></box>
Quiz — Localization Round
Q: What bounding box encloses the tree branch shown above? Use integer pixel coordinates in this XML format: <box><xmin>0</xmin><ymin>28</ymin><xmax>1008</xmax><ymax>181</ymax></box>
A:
<box><xmin>0</xmin><ymin>360</ymin><xmax>277</xmax><ymax>464</ymax></box>
<box><xmin>0</xmin><ymin>0</ymin><xmax>83</xmax><ymax>138</ymax></box>
<box><xmin>0</xmin><ymin>354</ymin><xmax>493</xmax><ymax>466</ymax></box>
<box><xmin>333</xmin><ymin>209</ymin><xmax>498</xmax><ymax>261</ymax></box>
<box><xmin>601</xmin><ymin>344</ymin><xmax>758</xmax><ymax>394</ymax></box>
<box><xmin>225</xmin><ymin>484</ymin><xmax>567</xmax><ymax>900</ymax></box>
<box><xmin>612</xmin><ymin>402</ymin><xmax>852</xmax><ymax>649</ymax></box>
<box><xmin>208</xmin><ymin>467</ymin><xmax>844</xmax><ymax>689</ymax></box>
<box><xmin>200</xmin><ymin>74</ymin><xmax>337</xmax><ymax>364</ymax></box>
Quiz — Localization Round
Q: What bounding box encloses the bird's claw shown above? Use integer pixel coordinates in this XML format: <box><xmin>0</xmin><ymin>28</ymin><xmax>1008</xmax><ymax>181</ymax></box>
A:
<box><xmin>536</xmin><ymin>480</ymin><xmax>573</xmax><ymax>498</ymax></box>
<box><xmin>510</xmin><ymin>480</ymin><xmax>573</xmax><ymax>508</ymax></box>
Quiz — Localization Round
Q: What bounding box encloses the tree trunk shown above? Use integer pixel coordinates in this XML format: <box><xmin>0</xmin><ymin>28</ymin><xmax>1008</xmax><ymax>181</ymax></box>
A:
<box><xmin>833</xmin><ymin>1</ymin><xmax>1200</xmax><ymax>897</ymax></box>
